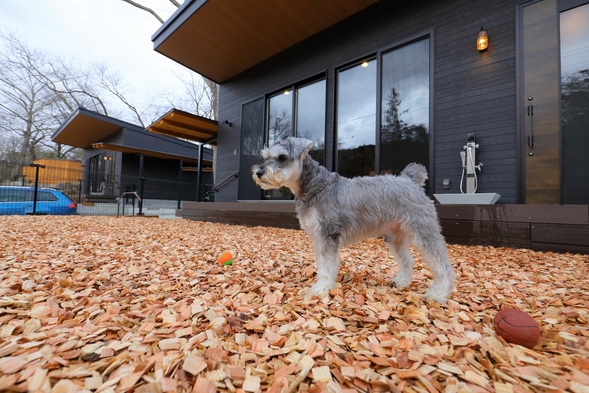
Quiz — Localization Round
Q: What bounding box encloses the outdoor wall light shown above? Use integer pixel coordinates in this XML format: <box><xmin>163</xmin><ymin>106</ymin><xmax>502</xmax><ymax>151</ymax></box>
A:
<box><xmin>477</xmin><ymin>28</ymin><xmax>489</xmax><ymax>51</ymax></box>
<box><xmin>361</xmin><ymin>61</ymin><xmax>369</xmax><ymax>67</ymax></box>
<box><xmin>222</xmin><ymin>120</ymin><xmax>232</xmax><ymax>127</ymax></box>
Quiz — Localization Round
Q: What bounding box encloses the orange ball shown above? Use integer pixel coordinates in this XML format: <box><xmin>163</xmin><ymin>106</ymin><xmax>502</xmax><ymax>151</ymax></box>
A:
<box><xmin>219</xmin><ymin>252</ymin><xmax>233</xmax><ymax>266</ymax></box>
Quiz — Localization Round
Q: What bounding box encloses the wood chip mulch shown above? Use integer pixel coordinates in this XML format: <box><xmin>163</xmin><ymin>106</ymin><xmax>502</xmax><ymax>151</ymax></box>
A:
<box><xmin>0</xmin><ymin>215</ymin><xmax>588</xmax><ymax>393</ymax></box>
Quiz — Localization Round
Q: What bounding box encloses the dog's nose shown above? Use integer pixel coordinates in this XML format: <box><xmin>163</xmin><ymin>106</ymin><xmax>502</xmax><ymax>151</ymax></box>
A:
<box><xmin>256</xmin><ymin>168</ymin><xmax>265</xmax><ymax>179</ymax></box>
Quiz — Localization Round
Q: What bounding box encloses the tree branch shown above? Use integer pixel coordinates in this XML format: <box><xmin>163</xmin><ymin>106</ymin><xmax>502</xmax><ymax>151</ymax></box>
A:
<box><xmin>120</xmin><ymin>0</ymin><xmax>165</xmax><ymax>23</ymax></box>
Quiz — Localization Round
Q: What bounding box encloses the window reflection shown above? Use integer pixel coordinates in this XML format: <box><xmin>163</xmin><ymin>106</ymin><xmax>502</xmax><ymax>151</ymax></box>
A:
<box><xmin>561</xmin><ymin>3</ymin><xmax>589</xmax><ymax>204</ymax></box>
<box><xmin>297</xmin><ymin>80</ymin><xmax>326</xmax><ymax>166</ymax></box>
<box><xmin>337</xmin><ymin>59</ymin><xmax>377</xmax><ymax>177</ymax></box>
<box><xmin>265</xmin><ymin>80</ymin><xmax>327</xmax><ymax>199</ymax></box>
<box><xmin>380</xmin><ymin>38</ymin><xmax>430</xmax><ymax>193</ymax></box>
<box><xmin>268</xmin><ymin>90</ymin><xmax>292</xmax><ymax>146</ymax></box>
<box><xmin>266</xmin><ymin>91</ymin><xmax>293</xmax><ymax>199</ymax></box>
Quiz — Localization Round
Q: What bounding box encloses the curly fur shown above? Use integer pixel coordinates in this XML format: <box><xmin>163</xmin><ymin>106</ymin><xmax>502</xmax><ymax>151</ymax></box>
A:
<box><xmin>252</xmin><ymin>137</ymin><xmax>455</xmax><ymax>304</ymax></box>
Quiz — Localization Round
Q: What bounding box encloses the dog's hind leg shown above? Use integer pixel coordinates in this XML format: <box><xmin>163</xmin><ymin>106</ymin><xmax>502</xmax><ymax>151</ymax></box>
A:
<box><xmin>411</xmin><ymin>228</ymin><xmax>456</xmax><ymax>304</ymax></box>
<box><xmin>306</xmin><ymin>236</ymin><xmax>340</xmax><ymax>298</ymax></box>
<box><xmin>384</xmin><ymin>232</ymin><xmax>415</xmax><ymax>289</ymax></box>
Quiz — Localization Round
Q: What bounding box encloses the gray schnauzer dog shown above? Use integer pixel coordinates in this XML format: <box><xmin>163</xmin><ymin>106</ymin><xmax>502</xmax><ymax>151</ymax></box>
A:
<box><xmin>252</xmin><ymin>137</ymin><xmax>455</xmax><ymax>304</ymax></box>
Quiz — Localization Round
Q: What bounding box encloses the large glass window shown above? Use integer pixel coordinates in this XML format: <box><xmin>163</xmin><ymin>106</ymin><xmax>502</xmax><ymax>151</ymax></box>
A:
<box><xmin>561</xmin><ymin>3</ymin><xmax>589</xmax><ymax>204</ymax></box>
<box><xmin>266</xmin><ymin>89</ymin><xmax>294</xmax><ymax>199</ymax></box>
<box><xmin>264</xmin><ymin>79</ymin><xmax>326</xmax><ymax>199</ymax></box>
<box><xmin>336</xmin><ymin>59</ymin><xmax>377</xmax><ymax>178</ymax></box>
<box><xmin>296</xmin><ymin>80</ymin><xmax>326</xmax><ymax>165</ymax></box>
<box><xmin>268</xmin><ymin>90</ymin><xmax>293</xmax><ymax>146</ymax></box>
<box><xmin>380</xmin><ymin>38</ymin><xmax>430</xmax><ymax>190</ymax></box>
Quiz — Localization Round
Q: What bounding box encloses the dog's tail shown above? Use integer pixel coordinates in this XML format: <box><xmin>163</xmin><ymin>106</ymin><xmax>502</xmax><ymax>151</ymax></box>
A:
<box><xmin>400</xmin><ymin>163</ymin><xmax>428</xmax><ymax>187</ymax></box>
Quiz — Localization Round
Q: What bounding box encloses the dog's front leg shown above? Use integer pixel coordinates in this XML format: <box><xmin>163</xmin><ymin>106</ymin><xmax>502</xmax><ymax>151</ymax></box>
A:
<box><xmin>306</xmin><ymin>234</ymin><xmax>340</xmax><ymax>298</ymax></box>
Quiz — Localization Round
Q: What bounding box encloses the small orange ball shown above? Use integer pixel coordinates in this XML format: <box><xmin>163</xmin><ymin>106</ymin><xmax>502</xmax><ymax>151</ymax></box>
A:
<box><xmin>219</xmin><ymin>252</ymin><xmax>233</xmax><ymax>266</ymax></box>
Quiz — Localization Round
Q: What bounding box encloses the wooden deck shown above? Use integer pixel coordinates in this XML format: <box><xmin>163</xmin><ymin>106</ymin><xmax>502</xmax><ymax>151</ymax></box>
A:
<box><xmin>181</xmin><ymin>201</ymin><xmax>299</xmax><ymax>229</ymax></box>
<box><xmin>437</xmin><ymin>204</ymin><xmax>589</xmax><ymax>254</ymax></box>
<box><xmin>180</xmin><ymin>201</ymin><xmax>589</xmax><ymax>254</ymax></box>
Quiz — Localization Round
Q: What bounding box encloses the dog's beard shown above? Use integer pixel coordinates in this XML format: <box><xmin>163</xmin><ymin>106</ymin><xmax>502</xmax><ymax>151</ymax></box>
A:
<box><xmin>252</xmin><ymin>165</ymin><xmax>294</xmax><ymax>190</ymax></box>
<box><xmin>254</xmin><ymin>177</ymin><xmax>277</xmax><ymax>190</ymax></box>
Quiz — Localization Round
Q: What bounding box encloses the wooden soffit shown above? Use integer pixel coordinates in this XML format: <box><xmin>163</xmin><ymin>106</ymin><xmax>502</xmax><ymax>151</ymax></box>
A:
<box><xmin>148</xmin><ymin>109</ymin><xmax>218</xmax><ymax>144</ymax></box>
<box><xmin>52</xmin><ymin>108</ymin><xmax>135</xmax><ymax>149</ymax></box>
<box><xmin>152</xmin><ymin>0</ymin><xmax>380</xmax><ymax>83</ymax></box>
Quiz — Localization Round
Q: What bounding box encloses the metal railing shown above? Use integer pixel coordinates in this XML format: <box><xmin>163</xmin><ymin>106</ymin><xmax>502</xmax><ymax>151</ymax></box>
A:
<box><xmin>116</xmin><ymin>191</ymin><xmax>141</xmax><ymax>216</ymax></box>
<box><xmin>210</xmin><ymin>172</ymin><xmax>238</xmax><ymax>194</ymax></box>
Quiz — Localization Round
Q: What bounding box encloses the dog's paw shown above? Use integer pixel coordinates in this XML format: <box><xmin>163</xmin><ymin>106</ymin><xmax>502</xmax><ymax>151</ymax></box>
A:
<box><xmin>390</xmin><ymin>275</ymin><xmax>411</xmax><ymax>289</ymax></box>
<box><xmin>305</xmin><ymin>281</ymin><xmax>333</xmax><ymax>300</ymax></box>
<box><xmin>304</xmin><ymin>288</ymin><xmax>327</xmax><ymax>300</ymax></box>
<box><xmin>423</xmin><ymin>287</ymin><xmax>451</xmax><ymax>305</ymax></box>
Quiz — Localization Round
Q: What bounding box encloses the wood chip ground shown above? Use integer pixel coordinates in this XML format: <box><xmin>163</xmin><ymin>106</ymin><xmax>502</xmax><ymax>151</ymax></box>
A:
<box><xmin>0</xmin><ymin>216</ymin><xmax>588</xmax><ymax>393</ymax></box>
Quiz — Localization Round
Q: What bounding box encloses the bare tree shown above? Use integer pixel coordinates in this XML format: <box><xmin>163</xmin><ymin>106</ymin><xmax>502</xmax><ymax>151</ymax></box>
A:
<box><xmin>0</xmin><ymin>30</ymin><xmax>161</xmax><ymax>162</ymax></box>
<box><xmin>42</xmin><ymin>57</ymin><xmax>110</xmax><ymax>118</ymax></box>
<box><xmin>95</xmin><ymin>63</ymin><xmax>148</xmax><ymax>127</ymax></box>
<box><xmin>158</xmin><ymin>70</ymin><xmax>215</xmax><ymax>119</ymax></box>
<box><xmin>121</xmin><ymin>0</ymin><xmax>218</xmax><ymax>120</ymax></box>
<box><xmin>0</xmin><ymin>31</ymin><xmax>56</xmax><ymax>163</ymax></box>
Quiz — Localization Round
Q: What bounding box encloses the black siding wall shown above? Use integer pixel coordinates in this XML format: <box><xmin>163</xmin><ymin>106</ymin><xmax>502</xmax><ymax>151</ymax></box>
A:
<box><xmin>216</xmin><ymin>0</ymin><xmax>520</xmax><ymax>203</ymax></box>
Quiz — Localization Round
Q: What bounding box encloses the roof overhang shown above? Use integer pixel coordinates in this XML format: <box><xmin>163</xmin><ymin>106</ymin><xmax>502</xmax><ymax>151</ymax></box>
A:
<box><xmin>52</xmin><ymin>108</ymin><xmax>138</xmax><ymax>149</ymax></box>
<box><xmin>152</xmin><ymin>0</ymin><xmax>380</xmax><ymax>83</ymax></box>
<box><xmin>148</xmin><ymin>109</ymin><xmax>218</xmax><ymax>144</ymax></box>
<box><xmin>53</xmin><ymin>108</ymin><xmax>212</xmax><ymax>167</ymax></box>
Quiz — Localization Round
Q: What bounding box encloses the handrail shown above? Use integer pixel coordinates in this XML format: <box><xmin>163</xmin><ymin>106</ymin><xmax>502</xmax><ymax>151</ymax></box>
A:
<box><xmin>116</xmin><ymin>191</ymin><xmax>141</xmax><ymax>216</ymax></box>
<box><xmin>211</xmin><ymin>172</ymin><xmax>238</xmax><ymax>192</ymax></box>
<box><xmin>116</xmin><ymin>191</ymin><xmax>141</xmax><ymax>202</ymax></box>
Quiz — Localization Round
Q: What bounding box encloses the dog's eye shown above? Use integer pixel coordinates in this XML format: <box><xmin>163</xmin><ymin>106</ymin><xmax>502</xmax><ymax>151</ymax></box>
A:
<box><xmin>278</xmin><ymin>155</ymin><xmax>287</xmax><ymax>162</ymax></box>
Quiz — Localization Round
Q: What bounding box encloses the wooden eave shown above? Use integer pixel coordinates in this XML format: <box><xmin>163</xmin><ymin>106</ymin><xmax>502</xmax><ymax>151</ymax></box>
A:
<box><xmin>148</xmin><ymin>109</ymin><xmax>218</xmax><ymax>145</ymax></box>
<box><xmin>152</xmin><ymin>0</ymin><xmax>380</xmax><ymax>83</ymax></box>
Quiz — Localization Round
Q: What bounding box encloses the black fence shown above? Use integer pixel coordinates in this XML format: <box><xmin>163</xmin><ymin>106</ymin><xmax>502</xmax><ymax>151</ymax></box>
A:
<box><xmin>0</xmin><ymin>160</ymin><xmax>214</xmax><ymax>216</ymax></box>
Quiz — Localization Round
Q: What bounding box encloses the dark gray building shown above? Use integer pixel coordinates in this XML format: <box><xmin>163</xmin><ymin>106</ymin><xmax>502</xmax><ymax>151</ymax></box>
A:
<box><xmin>53</xmin><ymin>107</ymin><xmax>214</xmax><ymax>203</ymax></box>
<box><xmin>150</xmin><ymin>0</ymin><xmax>589</xmax><ymax>252</ymax></box>
<box><xmin>153</xmin><ymin>0</ymin><xmax>588</xmax><ymax>205</ymax></box>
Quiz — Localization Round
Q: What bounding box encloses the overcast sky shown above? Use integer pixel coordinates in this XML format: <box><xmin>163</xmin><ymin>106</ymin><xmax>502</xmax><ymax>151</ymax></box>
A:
<box><xmin>0</xmin><ymin>0</ymin><xmax>189</xmax><ymax>122</ymax></box>
<box><xmin>560</xmin><ymin>3</ymin><xmax>589</xmax><ymax>76</ymax></box>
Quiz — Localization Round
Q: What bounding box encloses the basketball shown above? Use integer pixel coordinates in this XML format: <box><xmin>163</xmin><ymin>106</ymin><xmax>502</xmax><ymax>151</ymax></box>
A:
<box><xmin>493</xmin><ymin>308</ymin><xmax>540</xmax><ymax>348</ymax></box>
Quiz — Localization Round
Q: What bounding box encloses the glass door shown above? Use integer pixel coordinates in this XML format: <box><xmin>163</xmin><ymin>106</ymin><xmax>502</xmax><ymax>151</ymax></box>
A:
<box><xmin>521</xmin><ymin>0</ymin><xmax>561</xmax><ymax>204</ymax></box>
<box><xmin>238</xmin><ymin>98</ymin><xmax>265</xmax><ymax>200</ymax></box>
<box><xmin>561</xmin><ymin>2</ymin><xmax>589</xmax><ymax>204</ymax></box>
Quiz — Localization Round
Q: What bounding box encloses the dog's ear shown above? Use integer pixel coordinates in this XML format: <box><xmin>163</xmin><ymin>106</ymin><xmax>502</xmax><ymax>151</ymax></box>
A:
<box><xmin>289</xmin><ymin>137</ymin><xmax>313</xmax><ymax>159</ymax></box>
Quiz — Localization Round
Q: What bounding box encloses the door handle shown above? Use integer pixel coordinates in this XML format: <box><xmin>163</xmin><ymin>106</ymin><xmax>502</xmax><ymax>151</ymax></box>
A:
<box><xmin>527</xmin><ymin>96</ymin><xmax>534</xmax><ymax>147</ymax></box>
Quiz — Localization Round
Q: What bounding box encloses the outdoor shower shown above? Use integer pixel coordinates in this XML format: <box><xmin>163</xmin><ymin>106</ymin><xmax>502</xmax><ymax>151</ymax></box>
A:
<box><xmin>460</xmin><ymin>133</ymin><xmax>483</xmax><ymax>194</ymax></box>
<box><xmin>433</xmin><ymin>132</ymin><xmax>500</xmax><ymax>204</ymax></box>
